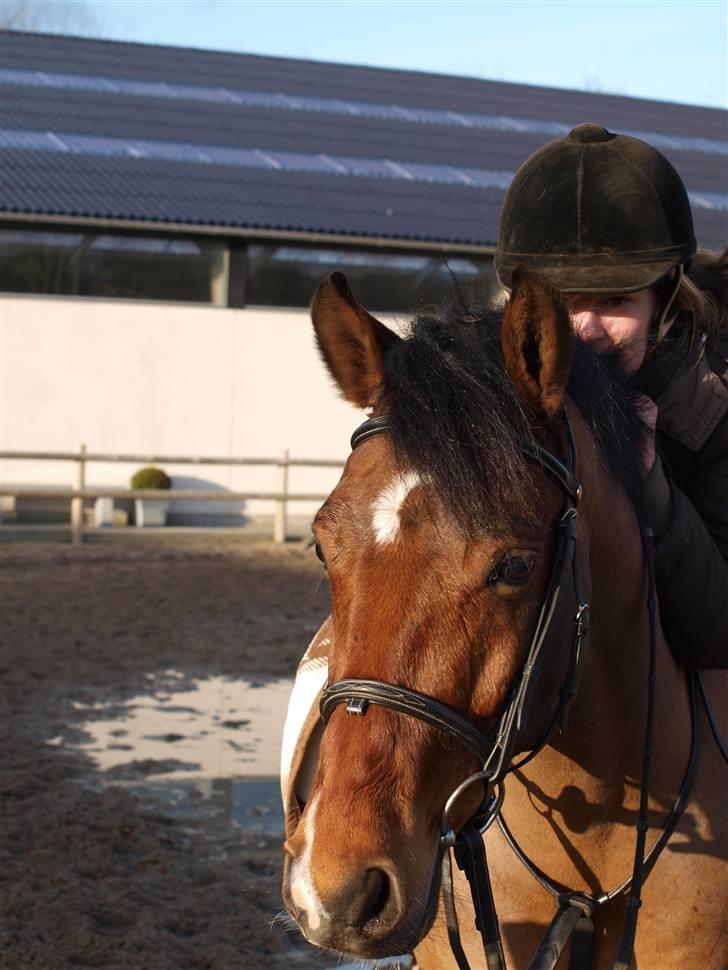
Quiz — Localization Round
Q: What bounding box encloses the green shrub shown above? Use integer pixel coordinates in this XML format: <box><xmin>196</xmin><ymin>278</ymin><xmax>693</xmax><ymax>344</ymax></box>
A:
<box><xmin>130</xmin><ymin>466</ymin><xmax>171</xmax><ymax>490</ymax></box>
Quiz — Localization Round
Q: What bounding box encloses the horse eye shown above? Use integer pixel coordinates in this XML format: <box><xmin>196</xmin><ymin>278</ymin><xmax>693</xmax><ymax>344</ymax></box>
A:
<box><xmin>503</xmin><ymin>556</ymin><xmax>534</xmax><ymax>584</ymax></box>
<box><xmin>314</xmin><ymin>542</ymin><xmax>327</xmax><ymax>566</ymax></box>
<box><xmin>486</xmin><ymin>555</ymin><xmax>534</xmax><ymax>587</ymax></box>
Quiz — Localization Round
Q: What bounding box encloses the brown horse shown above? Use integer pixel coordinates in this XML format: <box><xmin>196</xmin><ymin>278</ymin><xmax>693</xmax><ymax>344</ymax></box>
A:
<box><xmin>281</xmin><ymin>269</ymin><xmax>727</xmax><ymax>969</ymax></box>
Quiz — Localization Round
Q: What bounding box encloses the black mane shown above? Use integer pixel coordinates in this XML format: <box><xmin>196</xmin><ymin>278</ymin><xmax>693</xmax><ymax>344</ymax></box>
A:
<box><xmin>380</xmin><ymin>301</ymin><xmax>647</xmax><ymax>531</ymax></box>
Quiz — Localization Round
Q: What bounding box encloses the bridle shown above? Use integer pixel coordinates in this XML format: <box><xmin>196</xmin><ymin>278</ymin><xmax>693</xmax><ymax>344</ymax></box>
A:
<box><xmin>318</xmin><ymin>411</ymin><xmax>699</xmax><ymax>970</ymax></box>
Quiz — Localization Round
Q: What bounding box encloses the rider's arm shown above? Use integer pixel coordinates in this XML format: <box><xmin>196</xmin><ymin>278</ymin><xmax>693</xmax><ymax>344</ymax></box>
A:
<box><xmin>645</xmin><ymin>413</ymin><xmax>728</xmax><ymax>669</ymax></box>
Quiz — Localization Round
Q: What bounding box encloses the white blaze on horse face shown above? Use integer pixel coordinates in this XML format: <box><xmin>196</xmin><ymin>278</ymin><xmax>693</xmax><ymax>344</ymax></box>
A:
<box><xmin>289</xmin><ymin>792</ymin><xmax>329</xmax><ymax>933</ymax></box>
<box><xmin>372</xmin><ymin>472</ymin><xmax>421</xmax><ymax>544</ymax></box>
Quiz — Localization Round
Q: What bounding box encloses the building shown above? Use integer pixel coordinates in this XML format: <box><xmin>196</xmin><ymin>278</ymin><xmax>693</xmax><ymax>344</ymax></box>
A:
<box><xmin>1</xmin><ymin>31</ymin><xmax>726</xmax><ymax>526</ymax></box>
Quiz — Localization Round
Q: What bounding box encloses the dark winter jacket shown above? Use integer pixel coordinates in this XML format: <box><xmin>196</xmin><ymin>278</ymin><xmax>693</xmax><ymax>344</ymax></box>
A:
<box><xmin>638</xmin><ymin>312</ymin><xmax>728</xmax><ymax>669</ymax></box>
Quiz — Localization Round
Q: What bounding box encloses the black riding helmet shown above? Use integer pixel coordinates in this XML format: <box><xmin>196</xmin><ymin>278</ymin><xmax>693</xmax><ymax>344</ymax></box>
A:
<box><xmin>495</xmin><ymin>123</ymin><xmax>697</xmax><ymax>298</ymax></box>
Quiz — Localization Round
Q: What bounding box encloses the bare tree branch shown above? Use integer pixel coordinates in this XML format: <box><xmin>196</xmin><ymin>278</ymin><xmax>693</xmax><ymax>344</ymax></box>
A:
<box><xmin>0</xmin><ymin>0</ymin><xmax>101</xmax><ymax>35</ymax></box>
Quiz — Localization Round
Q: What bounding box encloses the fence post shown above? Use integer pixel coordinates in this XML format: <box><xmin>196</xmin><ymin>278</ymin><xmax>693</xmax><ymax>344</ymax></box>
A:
<box><xmin>273</xmin><ymin>448</ymin><xmax>289</xmax><ymax>543</ymax></box>
<box><xmin>71</xmin><ymin>443</ymin><xmax>86</xmax><ymax>545</ymax></box>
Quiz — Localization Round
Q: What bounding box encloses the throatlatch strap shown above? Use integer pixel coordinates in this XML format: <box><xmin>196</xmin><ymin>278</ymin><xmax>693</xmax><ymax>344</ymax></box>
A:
<box><xmin>454</xmin><ymin>823</ymin><xmax>506</xmax><ymax>970</ymax></box>
<box><xmin>697</xmin><ymin>671</ymin><xmax>728</xmax><ymax>767</ymax></box>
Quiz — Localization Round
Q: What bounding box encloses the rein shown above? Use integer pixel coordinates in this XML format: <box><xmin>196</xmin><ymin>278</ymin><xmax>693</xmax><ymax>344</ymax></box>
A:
<box><xmin>318</xmin><ymin>412</ymin><xmax>699</xmax><ymax>970</ymax></box>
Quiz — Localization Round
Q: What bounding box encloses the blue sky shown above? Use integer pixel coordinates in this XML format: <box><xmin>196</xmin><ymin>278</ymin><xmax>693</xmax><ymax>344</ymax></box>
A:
<box><xmin>15</xmin><ymin>0</ymin><xmax>728</xmax><ymax>110</ymax></box>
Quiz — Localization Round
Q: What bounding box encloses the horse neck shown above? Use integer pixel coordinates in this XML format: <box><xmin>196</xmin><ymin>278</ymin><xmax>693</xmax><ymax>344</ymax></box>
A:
<box><xmin>545</xmin><ymin>422</ymin><xmax>690</xmax><ymax>795</ymax></box>
<box><xmin>501</xmin><ymin>427</ymin><xmax>692</xmax><ymax>895</ymax></box>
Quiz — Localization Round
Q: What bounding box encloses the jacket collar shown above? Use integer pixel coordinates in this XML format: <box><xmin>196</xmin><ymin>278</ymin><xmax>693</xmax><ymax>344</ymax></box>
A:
<box><xmin>637</xmin><ymin>317</ymin><xmax>728</xmax><ymax>452</ymax></box>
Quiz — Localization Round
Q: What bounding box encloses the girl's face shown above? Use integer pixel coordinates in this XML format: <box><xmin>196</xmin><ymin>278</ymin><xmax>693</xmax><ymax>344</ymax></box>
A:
<box><xmin>564</xmin><ymin>288</ymin><xmax>658</xmax><ymax>374</ymax></box>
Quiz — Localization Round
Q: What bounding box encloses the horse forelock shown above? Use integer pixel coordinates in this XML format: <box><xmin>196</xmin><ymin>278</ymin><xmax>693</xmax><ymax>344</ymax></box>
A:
<box><xmin>380</xmin><ymin>304</ymin><xmax>537</xmax><ymax>533</ymax></box>
<box><xmin>379</xmin><ymin>301</ymin><xmax>646</xmax><ymax>530</ymax></box>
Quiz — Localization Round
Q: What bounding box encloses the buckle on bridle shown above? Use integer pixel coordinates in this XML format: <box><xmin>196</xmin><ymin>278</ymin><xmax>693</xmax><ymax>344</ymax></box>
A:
<box><xmin>473</xmin><ymin>782</ymin><xmax>506</xmax><ymax>835</ymax></box>
<box><xmin>440</xmin><ymin>827</ymin><xmax>457</xmax><ymax>849</ymax></box>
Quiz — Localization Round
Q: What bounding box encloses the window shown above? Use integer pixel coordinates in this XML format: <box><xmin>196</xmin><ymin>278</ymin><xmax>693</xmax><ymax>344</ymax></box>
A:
<box><xmin>0</xmin><ymin>229</ymin><xmax>500</xmax><ymax>311</ymax></box>
<box><xmin>246</xmin><ymin>244</ymin><xmax>498</xmax><ymax>312</ymax></box>
<box><xmin>0</xmin><ymin>229</ymin><xmax>229</xmax><ymax>304</ymax></box>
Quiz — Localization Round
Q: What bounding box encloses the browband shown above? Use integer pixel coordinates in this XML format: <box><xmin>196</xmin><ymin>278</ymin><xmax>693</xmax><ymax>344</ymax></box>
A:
<box><xmin>350</xmin><ymin>414</ymin><xmax>581</xmax><ymax>506</ymax></box>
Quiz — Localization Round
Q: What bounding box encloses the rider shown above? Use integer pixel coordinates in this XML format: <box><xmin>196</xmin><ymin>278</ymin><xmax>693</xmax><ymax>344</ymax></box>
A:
<box><xmin>494</xmin><ymin>123</ymin><xmax>728</xmax><ymax>670</ymax></box>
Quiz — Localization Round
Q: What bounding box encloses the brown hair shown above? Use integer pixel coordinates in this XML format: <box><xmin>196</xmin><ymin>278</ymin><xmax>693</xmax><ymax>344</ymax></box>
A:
<box><xmin>678</xmin><ymin>245</ymin><xmax>728</xmax><ymax>342</ymax></box>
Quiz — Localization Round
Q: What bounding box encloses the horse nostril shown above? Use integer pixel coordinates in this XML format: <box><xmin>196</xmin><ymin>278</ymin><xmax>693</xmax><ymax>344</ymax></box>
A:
<box><xmin>362</xmin><ymin>867</ymin><xmax>390</xmax><ymax>926</ymax></box>
<box><xmin>344</xmin><ymin>867</ymin><xmax>392</xmax><ymax>930</ymax></box>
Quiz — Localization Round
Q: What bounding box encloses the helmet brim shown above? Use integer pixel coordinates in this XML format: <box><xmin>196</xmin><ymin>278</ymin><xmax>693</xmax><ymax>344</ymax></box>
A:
<box><xmin>495</xmin><ymin>254</ymin><xmax>681</xmax><ymax>295</ymax></box>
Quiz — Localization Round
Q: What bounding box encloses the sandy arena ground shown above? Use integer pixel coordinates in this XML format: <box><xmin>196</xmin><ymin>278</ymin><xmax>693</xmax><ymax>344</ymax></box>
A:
<box><xmin>0</xmin><ymin>535</ymin><xmax>339</xmax><ymax>970</ymax></box>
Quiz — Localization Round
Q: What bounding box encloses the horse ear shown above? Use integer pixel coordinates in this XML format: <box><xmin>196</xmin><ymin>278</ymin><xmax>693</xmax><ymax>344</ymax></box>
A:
<box><xmin>310</xmin><ymin>272</ymin><xmax>400</xmax><ymax>409</ymax></box>
<box><xmin>500</xmin><ymin>266</ymin><xmax>573</xmax><ymax>418</ymax></box>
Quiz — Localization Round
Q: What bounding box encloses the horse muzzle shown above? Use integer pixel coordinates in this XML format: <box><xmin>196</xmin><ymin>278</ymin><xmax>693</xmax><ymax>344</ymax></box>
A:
<box><xmin>282</xmin><ymin>839</ymin><xmax>439</xmax><ymax>958</ymax></box>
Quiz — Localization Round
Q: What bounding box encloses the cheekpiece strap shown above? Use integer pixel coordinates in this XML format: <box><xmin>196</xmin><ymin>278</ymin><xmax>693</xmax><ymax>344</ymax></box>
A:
<box><xmin>522</xmin><ymin>442</ymin><xmax>581</xmax><ymax>507</ymax></box>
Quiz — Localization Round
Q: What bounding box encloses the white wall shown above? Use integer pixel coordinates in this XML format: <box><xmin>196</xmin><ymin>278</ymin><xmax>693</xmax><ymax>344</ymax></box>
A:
<box><xmin>0</xmin><ymin>293</ymin><xmax>375</xmax><ymax>522</ymax></box>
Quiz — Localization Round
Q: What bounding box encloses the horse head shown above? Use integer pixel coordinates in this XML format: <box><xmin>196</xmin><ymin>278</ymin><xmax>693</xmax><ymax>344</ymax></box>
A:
<box><xmin>282</xmin><ymin>267</ymin><xmax>598</xmax><ymax>958</ymax></box>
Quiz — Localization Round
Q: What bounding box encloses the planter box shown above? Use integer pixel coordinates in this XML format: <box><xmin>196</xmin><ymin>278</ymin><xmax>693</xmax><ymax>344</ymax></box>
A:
<box><xmin>93</xmin><ymin>497</ymin><xmax>114</xmax><ymax>527</ymax></box>
<box><xmin>134</xmin><ymin>498</ymin><xmax>170</xmax><ymax>527</ymax></box>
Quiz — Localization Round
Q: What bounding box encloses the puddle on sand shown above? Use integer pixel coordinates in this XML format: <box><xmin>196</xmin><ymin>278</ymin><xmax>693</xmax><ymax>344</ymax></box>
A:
<box><xmin>48</xmin><ymin>670</ymin><xmax>294</xmax><ymax>833</ymax></box>
<box><xmin>50</xmin><ymin>671</ymin><xmax>415</xmax><ymax>970</ymax></box>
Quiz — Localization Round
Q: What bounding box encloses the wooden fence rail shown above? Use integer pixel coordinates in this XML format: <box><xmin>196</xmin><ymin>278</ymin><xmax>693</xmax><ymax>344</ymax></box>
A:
<box><xmin>0</xmin><ymin>446</ymin><xmax>345</xmax><ymax>544</ymax></box>
<box><xmin>0</xmin><ymin>450</ymin><xmax>345</xmax><ymax>468</ymax></box>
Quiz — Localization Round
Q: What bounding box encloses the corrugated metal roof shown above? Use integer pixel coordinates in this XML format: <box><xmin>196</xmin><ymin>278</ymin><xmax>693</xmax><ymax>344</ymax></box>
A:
<box><xmin>1</xmin><ymin>30</ymin><xmax>726</xmax><ymax>248</ymax></box>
